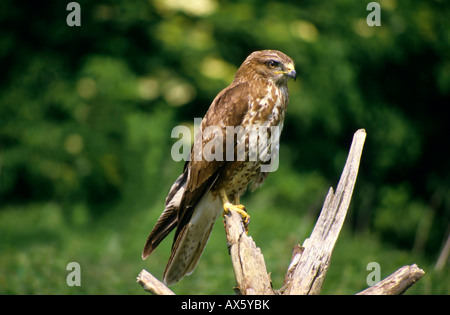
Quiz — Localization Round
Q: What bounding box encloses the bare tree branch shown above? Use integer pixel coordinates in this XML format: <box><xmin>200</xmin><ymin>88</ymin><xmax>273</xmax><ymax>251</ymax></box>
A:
<box><xmin>356</xmin><ymin>264</ymin><xmax>425</xmax><ymax>295</ymax></box>
<box><xmin>223</xmin><ymin>209</ymin><xmax>274</xmax><ymax>295</ymax></box>
<box><xmin>137</xmin><ymin>269</ymin><xmax>175</xmax><ymax>295</ymax></box>
<box><xmin>284</xmin><ymin>129</ymin><xmax>366</xmax><ymax>295</ymax></box>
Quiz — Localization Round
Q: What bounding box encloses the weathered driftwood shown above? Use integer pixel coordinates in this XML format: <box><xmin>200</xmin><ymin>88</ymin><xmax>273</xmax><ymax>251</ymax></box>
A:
<box><xmin>137</xmin><ymin>269</ymin><xmax>175</xmax><ymax>295</ymax></box>
<box><xmin>282</xmin><ymin>128</ymin><xmax>367</xmax><ymax>294</ymax></box>
<box><xmin>223</xmin><ymin>209</ymin><xmax>274</xmax><ymax>295</ymax></box>
<box><xmin>356</xmin><ymin>264</ymin><xmax>425</xmax><ymax>295</ymax></box>
<box><xmin>137</xmin><ymin>129</ymin><xmax>425</xmax><ymax>295</ymax></box>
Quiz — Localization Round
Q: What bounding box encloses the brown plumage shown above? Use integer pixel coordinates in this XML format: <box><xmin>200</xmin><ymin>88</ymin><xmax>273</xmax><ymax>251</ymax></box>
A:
<box><xmin>142</xmin><ymin>50</ymin><xmax>296</xmax><ymax>285</ymax></box>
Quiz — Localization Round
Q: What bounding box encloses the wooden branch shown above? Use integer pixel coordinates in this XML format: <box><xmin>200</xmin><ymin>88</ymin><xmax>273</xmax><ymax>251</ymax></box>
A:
<box><xmin>137</xmin><ymin>269</ymin><xmax>175</xmax><ymax>295</ymax></box>
<box><xmin>356</xmin><ymin>264</ymin><xmax>425</xmax><ymax>295</ymax></box>
<box><xmin>284</xmin><ymin>129</ymin><xmax>367</xmax><ymax>295</ymax></box>
<box><xmin>223</xmin><ymin>209</ymin><xmax>274</xmax><ymax>295</ymax></box>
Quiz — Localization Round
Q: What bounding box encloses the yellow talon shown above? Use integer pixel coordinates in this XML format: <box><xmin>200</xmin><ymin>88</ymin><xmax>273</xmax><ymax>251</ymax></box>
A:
<box><xmin>220</xmin><ymin>189</ymin><xmax>251</xmax><ymax>233</ymax></box>
<box><xmin>223</xmin><ymin>202</ymin><xmax>251</xmax><ymax>232</ymax></box>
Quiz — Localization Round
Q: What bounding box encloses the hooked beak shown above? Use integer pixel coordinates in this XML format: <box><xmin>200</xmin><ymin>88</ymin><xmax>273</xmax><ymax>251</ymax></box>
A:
<box><xmin>287</xmin><ymin>69</ymin><xmax>297</xmax><ymax>81</ymax></box>
<box><xmin>285</xmin><ymin>63</ymin><xmax>297</xmax><ymax>81</ymax></box>
<box><xmin>274</xmin><ymin>63</ymin><xmax>297</xmax><ymax>81</ymax></box>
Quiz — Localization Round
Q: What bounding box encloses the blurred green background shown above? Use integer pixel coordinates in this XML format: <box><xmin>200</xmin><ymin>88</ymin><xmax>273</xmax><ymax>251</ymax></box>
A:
<box><xmin>0</xmin><ymin>0</ymin><xmax>449</xmax><ymax>294</ymax></box>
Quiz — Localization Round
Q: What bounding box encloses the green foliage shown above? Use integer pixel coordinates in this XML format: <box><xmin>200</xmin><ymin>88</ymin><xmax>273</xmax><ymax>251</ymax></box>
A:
<box><xmin>0</xmin><ymin>0</ymin><xmax>448</xmax><ymax>294</ymax></box>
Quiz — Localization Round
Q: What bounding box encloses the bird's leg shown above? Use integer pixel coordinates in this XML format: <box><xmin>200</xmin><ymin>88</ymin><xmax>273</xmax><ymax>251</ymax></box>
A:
<box><xmin>220</xmin><ymin>189</ymin><xmax>251</xmax><ymax>232</ymax></box>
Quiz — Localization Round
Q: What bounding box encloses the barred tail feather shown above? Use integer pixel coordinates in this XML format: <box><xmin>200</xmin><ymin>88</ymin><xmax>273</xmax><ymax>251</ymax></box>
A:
<box><xmin>163</xmin><ymin>190</ymin><xmax>222</xmax><ymax>285</ymax></box>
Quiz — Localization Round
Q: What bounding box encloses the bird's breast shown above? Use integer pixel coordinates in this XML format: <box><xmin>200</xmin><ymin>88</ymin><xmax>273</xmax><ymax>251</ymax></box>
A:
<box><xmin>245</xmin><ymin>84</ymin><xmax>287</xmax><ymax>128</ymax></box>
<box><xmin>213</xmin><ymin>84</ymin><xmax>288</xmax><ymax>200</ymax></box>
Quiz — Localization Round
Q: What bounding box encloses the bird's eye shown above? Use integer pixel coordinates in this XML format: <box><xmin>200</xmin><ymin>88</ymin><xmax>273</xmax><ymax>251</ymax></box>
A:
<box><xmin>267</xmin><ymin>60</ymin><xmax>279</xmax><ymax>69</ymax></box>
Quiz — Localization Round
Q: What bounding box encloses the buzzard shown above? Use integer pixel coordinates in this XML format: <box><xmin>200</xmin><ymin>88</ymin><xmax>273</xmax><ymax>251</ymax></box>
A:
<box><xmin>142</xmin><ymin>50</ymin><xmax>296</xmax><ymax>285</ymax></box>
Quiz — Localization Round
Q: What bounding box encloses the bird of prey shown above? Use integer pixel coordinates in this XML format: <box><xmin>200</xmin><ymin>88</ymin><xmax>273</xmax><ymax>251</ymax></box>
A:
<box><xmin>142</xmin><ymin>50</ymin><xmax>296</xmax><ymax>285</ymax></box>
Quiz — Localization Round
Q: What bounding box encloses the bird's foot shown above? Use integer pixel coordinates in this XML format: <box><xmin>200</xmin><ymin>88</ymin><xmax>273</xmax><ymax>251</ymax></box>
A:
<box><xmin>223</xmin><ymin>202</ymin><xmax>251</xmax><ymax>233</ymax></box>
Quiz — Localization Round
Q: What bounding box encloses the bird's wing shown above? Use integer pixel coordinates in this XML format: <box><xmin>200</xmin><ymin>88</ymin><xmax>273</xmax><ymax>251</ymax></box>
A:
<box><xmin>162</xmin><ymin>82</ymin><xmax>252</xmax><ymax>284</ymax></box>
<box><xmin>142</xmin><ymin>171</ymin><xmax>187</xmax><ymax>259</ymax></box>
<box><xmin>142</xmin><ymin>82</ymin><xmax>250</xmax><ymax>263</ymax></box>
<box><xmin>174</xmin><ymin>81</ymin><xmax>251</xmax><ymax>237</ymax></box>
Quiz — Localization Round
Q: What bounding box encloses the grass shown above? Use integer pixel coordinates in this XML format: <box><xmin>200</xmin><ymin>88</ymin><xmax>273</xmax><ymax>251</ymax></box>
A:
<box><xmin>0</xmin><ymin>192</ymin><xmax>448</xmax><ymax>295</ymax></box>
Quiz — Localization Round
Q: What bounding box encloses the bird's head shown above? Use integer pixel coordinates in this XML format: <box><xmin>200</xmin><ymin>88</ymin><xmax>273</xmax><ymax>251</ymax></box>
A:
<box><xmin>235</xmin><ymin>50</ymin><xmax>296</xmax><ymax>85</ymax></box>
